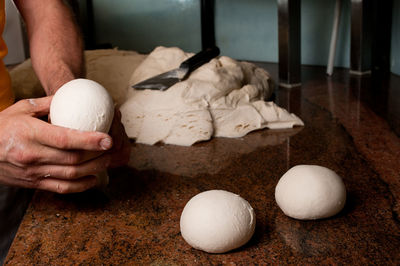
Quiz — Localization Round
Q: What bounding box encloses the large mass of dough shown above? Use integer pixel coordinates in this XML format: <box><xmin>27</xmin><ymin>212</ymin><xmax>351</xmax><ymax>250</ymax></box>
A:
<box><xmin>121</xmin><ymin>46</ymin><xmax>304</xmax><ymax>146</ymax></box>
<box><xmin>10</xmin><ymin>47</ymin><xmax>303</xmax><ymax>147</ymax></box>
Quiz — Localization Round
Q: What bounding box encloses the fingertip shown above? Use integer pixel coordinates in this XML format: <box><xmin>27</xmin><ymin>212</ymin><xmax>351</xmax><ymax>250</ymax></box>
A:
<box><xmin>100</xmin><ymin>137</ymin><xmax>113</xmax><ymax>150</ymax></box>
<box><xmin>36</xmin><ymin>125</ymin><xmax>113</xmax><ymax>152</ymax></box>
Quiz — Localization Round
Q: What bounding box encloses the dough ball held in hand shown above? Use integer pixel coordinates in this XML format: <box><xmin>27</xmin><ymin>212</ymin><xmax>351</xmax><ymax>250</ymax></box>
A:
<box><xmin>180</xmin><ymin>190</ymin><xmax>256</xmax><ymax>253</ymax></box>
<box><xmin>275</xmin><ymin>165</ymin><xmax>346</xmax><ymax>220</ymax></box>
<box><xmin>50</xmin><ymin>79</ymin><xmax>114</xmax><ymax>132</ymax></box>
<box><xmin>50</xmin><ymin>79</ymin><xmax>114</xmax><ymax>186</ymax></box>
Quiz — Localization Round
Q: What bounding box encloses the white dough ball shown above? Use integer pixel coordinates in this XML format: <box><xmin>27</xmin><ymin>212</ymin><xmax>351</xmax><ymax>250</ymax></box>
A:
<box><xmin>275</xmin><ymin>165</ymin><xmax>346</xmax><ymax>220</ymax></box>
<box><xmin>50</xmin><ymin>79</ymin><xmax>114</xmax><ymax>133</ymax></box>
<box><xmin>180</xmin><ymin>190</ymin><xmax>256</xmax><ymax>253</ymax></box>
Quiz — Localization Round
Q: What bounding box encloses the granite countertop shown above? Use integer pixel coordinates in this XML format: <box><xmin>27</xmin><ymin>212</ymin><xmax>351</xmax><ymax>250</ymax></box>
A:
<box><xmin>5</xmin><ymin>65</ymin><xmax>400</xmax><ymax>264</ymax></box>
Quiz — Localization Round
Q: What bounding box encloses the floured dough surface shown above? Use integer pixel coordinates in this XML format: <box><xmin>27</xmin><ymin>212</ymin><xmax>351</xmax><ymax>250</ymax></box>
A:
<box><xmin>180</xmin><ymin>190</ymin><xmax>256</xmax><ymax>253</ymax></box>
<box><xmin>275</xmin><ymin>165</ymin><xmax>346</xmax><ymax>220</ymax></box>
<box><xmin>50</xmin><ymin>79</ymin><xmax>114</xmax><ymax>133</ymax></box>
<box><xmin>121</xmin><ymin>46</ymin><xmax>304</xmax><ymax>146</ymax></box>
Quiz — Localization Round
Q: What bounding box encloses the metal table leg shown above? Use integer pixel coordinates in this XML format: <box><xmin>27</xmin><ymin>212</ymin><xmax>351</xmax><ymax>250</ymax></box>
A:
<box><xmin>278</xmin><ymin>0</ymin><xmax>301</xmax><ymax>88</ymax></box>
<box><xmin>350</xmin><ymin>0</ymin><xmax>372</xmax><ymax>75</ymax></box>
<box><xmin>350</xmin><ymin>0</ymin><xmax>392</xmax><ymax>75</ymax></box>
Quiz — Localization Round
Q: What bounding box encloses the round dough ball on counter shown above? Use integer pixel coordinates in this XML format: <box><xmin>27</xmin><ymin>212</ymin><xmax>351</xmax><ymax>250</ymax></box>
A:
<box><xmin>275</xmin><ymin>165</ymin><xmax>346</xmax><ymax>220</ymax></box>
<box><xmin>180</xmin><ymin>190</ymin><xmax>256</xmax><ymax>253</ymax></box>
<box><xmin>50</xmin><ymin>79</ymin><xmax>114</xmax><ymax>133</ymax></box>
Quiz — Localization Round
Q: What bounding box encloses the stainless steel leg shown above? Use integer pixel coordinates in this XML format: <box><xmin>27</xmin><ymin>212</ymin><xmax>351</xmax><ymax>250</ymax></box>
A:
<box><xmin>278</xmin><ymin>0</ymin><xmax>301</xmax><ymax>88</ymax></box>
<box><xmin>350</xmin><ymin>0</ymin><xmax>372</xmax><ymax>75</ymax></box>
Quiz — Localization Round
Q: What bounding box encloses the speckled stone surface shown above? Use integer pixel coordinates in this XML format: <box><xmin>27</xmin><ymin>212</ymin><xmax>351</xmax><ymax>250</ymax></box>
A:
<box><xmin>5</xmin><ymin>65</ymin><xmax>400</xmax><ymax>265</ymax></box>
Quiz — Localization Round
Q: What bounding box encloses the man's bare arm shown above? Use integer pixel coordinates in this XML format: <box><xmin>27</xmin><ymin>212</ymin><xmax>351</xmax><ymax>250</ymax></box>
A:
<box><xmin>14</xmin><ymin>0</ymin><xmax>84</xmax><ymax>95</ymax></box>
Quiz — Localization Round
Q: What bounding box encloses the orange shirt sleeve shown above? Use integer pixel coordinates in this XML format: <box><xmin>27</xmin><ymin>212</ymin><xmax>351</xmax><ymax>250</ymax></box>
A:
<box><xmin>0</xmin><ymin>0</ymin><xmax>15</xmax><ymax>112</ymax></box>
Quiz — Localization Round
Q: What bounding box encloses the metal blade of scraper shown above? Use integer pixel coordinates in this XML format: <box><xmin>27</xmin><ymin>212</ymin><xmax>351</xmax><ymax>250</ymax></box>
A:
<box><xmin>132</xmin><ymin>46</ymin><xmax>220</xmax><ymax>91</ymax></box>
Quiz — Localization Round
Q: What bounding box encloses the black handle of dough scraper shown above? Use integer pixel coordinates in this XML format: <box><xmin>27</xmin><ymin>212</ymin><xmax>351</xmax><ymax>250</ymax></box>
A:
<box><xmin>180</xmin><ymin>46</ymin><xmax>220</xmax><ymax>77</ymax></box>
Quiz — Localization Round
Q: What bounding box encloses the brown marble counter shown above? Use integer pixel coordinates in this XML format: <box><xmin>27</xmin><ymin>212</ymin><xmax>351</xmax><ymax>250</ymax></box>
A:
<box><xmin>5</xmin><ymin>65</ymin><xmax>400</xmax><ymax>264</ymax></box>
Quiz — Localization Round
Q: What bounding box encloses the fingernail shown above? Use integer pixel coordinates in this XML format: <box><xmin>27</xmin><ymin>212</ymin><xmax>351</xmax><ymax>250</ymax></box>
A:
<box><xmin>100</xmin><ymin>137</ymin><xmax>112</xmax><ymax>150</ymax></box>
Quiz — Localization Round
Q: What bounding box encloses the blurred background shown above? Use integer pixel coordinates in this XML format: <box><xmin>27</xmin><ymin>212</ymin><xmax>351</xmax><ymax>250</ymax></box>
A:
<box><xmin>3</xmin><ymin>0</ymin><xmax>400</xmax><ymax>75</ymax></box>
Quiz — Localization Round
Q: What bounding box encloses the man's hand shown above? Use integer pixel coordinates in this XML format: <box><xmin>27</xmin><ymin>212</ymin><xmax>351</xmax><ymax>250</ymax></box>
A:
<box><xmin>0</xmin><ymin>96</ymin><xmax>114</xmax><ymax>194</ymax></box>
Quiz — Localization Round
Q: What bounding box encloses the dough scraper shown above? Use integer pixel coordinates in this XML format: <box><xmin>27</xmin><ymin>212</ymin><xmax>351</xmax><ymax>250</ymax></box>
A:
<box><xmin>132</xmin><ymin>46</ymin><xmax>220</xmax><ymax>91</ymax></box>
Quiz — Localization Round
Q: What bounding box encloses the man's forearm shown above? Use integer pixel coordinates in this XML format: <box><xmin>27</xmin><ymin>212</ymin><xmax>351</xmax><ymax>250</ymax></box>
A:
<box><xmin>15</xmin><ymin>0</ymin><xmax>84</xmax><ymax>95</ymax></box>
